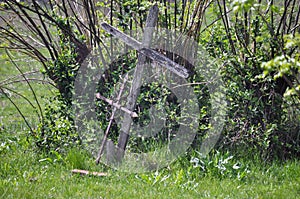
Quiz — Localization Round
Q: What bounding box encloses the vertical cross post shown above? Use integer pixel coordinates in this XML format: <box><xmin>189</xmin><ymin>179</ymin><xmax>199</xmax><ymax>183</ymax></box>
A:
<box><xmin>116</xmin><ymin>4</ymin><xmax>159</xmax><ymax>161</ymax></box>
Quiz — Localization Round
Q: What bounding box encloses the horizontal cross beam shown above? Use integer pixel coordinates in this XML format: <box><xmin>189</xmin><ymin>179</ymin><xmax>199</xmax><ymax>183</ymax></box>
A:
<box><xmin>95</xmin><ymin>93</ymin><xmax>138</xmax><ymax>118</ymax></box>
<box><xmin>101</xmin><ymin>22</ymin><xmax>189</xmax><ymax>78</ymax></box>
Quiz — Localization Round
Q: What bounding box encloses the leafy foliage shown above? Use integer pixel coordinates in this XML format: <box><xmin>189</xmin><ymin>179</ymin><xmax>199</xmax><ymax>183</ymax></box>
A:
<box><xmin>1</xmin><ymin>0</ymin><xmax>300</xmax><ymax>160</ymax></box>
<box><xmin>33</xmin><ymin>96</ymin><xmax>80</xmax><ymax>152</ymax></box>
<box><xmin>261</xmin><ymin>33</ymin><xmax>300</xmax><ymax>97</ymax></box>
<box><xmin>197</xmin><ymin>0</ymin><xmax>300</xmax><ymax>159</ymax></box>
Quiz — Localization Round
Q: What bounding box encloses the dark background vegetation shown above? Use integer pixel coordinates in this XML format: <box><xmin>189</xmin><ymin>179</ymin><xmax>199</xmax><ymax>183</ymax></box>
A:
<box><xmin>1</xmin><ymin>0</ymin><xmax>300</xmax><ymax>162</ymax></box>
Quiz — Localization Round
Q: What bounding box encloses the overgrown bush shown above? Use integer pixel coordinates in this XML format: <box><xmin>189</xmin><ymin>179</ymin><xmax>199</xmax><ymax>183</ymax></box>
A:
<box><xmin>1</xmin><ymin>0</ymin><xmax>300</xmax><ymax>161</ymax></box>
<box><xmin>33</xmin><ymin>96</ymin><xmax>80</xmax><ymax>152</ymax></box>
<box><xmin>198</xmin><ymin>1</ymin><xmax>300</xmax><ymax>159</ymax></box>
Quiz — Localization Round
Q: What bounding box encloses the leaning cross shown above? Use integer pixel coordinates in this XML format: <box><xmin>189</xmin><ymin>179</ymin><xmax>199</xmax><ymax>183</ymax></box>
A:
<box><xmin>97</xmin><ymin>5</ymin><xmax>189</xmax><ymax>163</ymax></box>
<box><xmin>100</xmin><ymin>23</ymin><xmax>189</xmax><ymax>78</ymax></box>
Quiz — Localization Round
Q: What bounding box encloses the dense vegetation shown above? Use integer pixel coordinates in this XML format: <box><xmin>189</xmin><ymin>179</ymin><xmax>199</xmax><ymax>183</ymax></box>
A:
<box><xmin>1</xmin><ymin>0</ymin><xmax>300</xmax><ymax>198</ymax></box>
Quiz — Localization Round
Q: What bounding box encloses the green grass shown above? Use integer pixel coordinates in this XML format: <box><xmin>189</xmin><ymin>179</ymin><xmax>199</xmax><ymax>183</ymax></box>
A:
<box><xmin>1</xmin><ymin>51</ymin><xmax>300</xmax><ymax>199</ymax></box>
<box><xmin>1</xmin><ymin>141</ymin><xmax>300</xmax><ymax>198</ymax></box>
<box><xmin>0</xmin><ymin>51</ymin><xmax>55</xmax><ymax>126</ymax></box>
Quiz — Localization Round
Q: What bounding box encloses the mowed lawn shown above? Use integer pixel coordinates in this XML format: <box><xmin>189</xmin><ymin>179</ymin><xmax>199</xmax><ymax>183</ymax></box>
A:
<box><xmin>1</xmin><ymin>52</ymin><xmax>300</xmax><ymax>199</ymax></box>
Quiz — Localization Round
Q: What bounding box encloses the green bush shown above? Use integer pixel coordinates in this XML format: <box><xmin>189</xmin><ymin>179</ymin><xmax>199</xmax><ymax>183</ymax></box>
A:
<box><xmin>33</xmin><ymin>96</ymin><xmax>80</xmax><ymax>153</ymax></box>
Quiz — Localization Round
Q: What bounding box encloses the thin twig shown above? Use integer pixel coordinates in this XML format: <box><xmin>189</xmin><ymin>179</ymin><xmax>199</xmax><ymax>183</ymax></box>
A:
<box><xmin>0</xmin><ymin>78</ymin><xmax>56</xmax><ymax>87</ymax></box>
<box><xmin>0</xmin><ymin>85</ymin><xmax>38</xmax><ymax>112</ymax></box>
<box><xmin>0</xmin><ymin>87</ymin><xmax>34</xmax><ymax>133</ymax></box>
<box><xmin>95</xmin><ymin>74</ymin><xmax>129</xmax><ymax>164</ymax></box>
<box><xmin>216</xmin><ymin>0</ymin><xmax>236</xmax><ymax>55</ymax></box>
<box><xmin>0</xmin><ymin>70</ymin><xmax>40</xmax><ymax>85</ymax></box>
<box><xmin>6</xmin><ymin>49</ymin><xmax>44</xmax><ymax>122</ymax></box>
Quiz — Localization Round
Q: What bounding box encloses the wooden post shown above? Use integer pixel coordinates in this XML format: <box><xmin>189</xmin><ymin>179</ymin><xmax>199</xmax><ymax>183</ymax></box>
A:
<box><xmin>71</xmin><ymin>169</ymin><xmax>107</xmax><ymax>177</ymax></box>
<box><xmin>95</xmin><ymin>93</ymin><xmax>138</xmax><ymax>118</ymax></box>
<box><xmin>101</xmin><ymin>22</ymin><xmax>189</xmax><ymax>78</ymax></box>
<box><xmin>100</xmin><ymin>5</ymin><xmax>189</xmax><ymax>163</ymax></box>
<box><xmin>115</xmin><ymin>5</ymin><xmax>159</xmax><ymax>161</ymax></box>
<box><xmin>95</xmin><ymin>74</ymin><xmax>129</xmax><ymax>164</ymax></box>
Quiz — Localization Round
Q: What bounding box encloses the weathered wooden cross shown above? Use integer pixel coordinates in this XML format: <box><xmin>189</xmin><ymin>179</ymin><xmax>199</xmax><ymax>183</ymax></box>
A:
<box><xmin>95</xmin><ymin>5</ymin><xmax>189</xmax><ymax>164</ymax></box>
